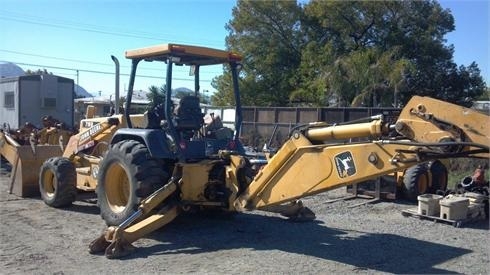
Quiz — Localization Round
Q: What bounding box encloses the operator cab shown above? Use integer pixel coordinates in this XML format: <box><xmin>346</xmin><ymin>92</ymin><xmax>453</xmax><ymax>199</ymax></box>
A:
<box><xmin>121</xmin><ymin>43</ymin><xmax>244</xmax><ymax>161</ymax></box>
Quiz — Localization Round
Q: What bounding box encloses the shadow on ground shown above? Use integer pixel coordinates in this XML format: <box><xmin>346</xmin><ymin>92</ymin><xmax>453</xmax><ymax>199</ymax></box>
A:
<box><xmin>121</xmin><ymin>212</ymin><xmax>471</xmax><ymax>274</ymax></box>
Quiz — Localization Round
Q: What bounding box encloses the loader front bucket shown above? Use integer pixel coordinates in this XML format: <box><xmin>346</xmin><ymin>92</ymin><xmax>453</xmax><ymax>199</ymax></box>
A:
<box><xmin>0</xmin><ymin>135</ymin><xmax>63</xmax><ymax>197</ymax></box>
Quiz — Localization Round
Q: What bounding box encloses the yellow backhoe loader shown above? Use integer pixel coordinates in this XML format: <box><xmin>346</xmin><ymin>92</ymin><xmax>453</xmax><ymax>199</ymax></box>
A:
<box><xmin>86</xmin><ymin>43</ymin><xmax>488</xmax><ymax>259</ymax></box>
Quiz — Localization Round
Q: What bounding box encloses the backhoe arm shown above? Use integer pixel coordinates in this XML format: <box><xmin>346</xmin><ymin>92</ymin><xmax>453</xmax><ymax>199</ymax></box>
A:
<box><xmin>235</xmin><ymin>96</ymin><xmax>489</xmax><ymax>210</ymax></box>
<box><xmin>89</xmin><ymin>180</ymin><xmax>179</xmax><ymax>258</ymax></box>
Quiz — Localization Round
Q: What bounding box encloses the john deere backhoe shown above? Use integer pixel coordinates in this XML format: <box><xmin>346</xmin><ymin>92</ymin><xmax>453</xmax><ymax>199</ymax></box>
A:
<box><xmin>88</xmin><ymin>43</ymin><xmax>489</xmax><ymax>259</ymax></box>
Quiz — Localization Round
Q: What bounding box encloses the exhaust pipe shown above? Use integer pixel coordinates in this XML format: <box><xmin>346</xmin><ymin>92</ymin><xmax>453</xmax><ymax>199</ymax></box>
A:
<box><xmin>111</xmin><ymin>55</ymin><xmax>120</xmax><ymax>115</ymax></box>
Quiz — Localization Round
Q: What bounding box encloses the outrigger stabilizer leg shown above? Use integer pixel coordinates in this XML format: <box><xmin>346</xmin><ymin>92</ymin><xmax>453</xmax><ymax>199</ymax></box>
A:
<box><xmin>89</xmin><ymin>180</ymin><xmax>180</xmax><ymax>259</ymax></box>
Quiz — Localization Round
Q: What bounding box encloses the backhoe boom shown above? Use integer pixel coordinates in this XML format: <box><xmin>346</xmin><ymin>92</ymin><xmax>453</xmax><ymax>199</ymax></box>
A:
<box><xmin>236</xmin><ymin>96</ymin><xmax>489</xmax><ymax>210</ymax></box>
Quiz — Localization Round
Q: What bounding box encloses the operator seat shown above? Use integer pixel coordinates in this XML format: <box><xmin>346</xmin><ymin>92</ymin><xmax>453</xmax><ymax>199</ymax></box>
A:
<box><xmin>173</xmin><ymin>95</ymin><xmax>204</xmax><ymax>131</ymax></box>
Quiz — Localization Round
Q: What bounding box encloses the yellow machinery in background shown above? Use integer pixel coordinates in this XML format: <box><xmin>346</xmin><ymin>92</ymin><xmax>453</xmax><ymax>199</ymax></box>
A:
<box><xmin>346</xmin><ymin>159</ymin><xmax>450</xmax><ymax>203</ymax></box>
<box><xmin>81</xmin><ymin>43</ymin><xmax>488</xmax><ymax>258</ymax></box>
<box><xmin>0</xmin><ymin>121</ymin><xmax>72</xmax><ymax>197</ymax></box>
<box><xmin>0</xmin><ymin>105</ymin><xmax>148</xmax><ymax>209</ymax></box>
<box><xmin>1</xmin><ymin>52</ymin><xmax>152</xmax><ymax>218</ymax></box>
<box><xmin>37</xmin><ymin>108</ymin><xmax>148</xmax><ymax>207</ymax></box>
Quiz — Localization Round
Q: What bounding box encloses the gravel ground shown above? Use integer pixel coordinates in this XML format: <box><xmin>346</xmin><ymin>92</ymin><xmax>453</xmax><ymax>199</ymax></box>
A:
<box><xmin>0</xmin><ymin>164</ymin><xmax>489</xmax><ymax>274</ymax></box>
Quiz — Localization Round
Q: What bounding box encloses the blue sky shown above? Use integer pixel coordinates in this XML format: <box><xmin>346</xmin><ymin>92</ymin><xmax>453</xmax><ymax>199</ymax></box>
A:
<box><xmin>1</xmin><ymin>0</ymin><xmax>488</xmax><ymax>98</ymax></box>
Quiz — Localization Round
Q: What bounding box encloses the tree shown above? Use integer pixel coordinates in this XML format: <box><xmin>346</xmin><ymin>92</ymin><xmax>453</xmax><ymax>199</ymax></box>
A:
<box><xmin>25</xmin><ymin>68</ymin><xmax>52</xmax><ymax>75</ymax></box>
<box><xmin>302</xmin><ymin>0</ymin><xmax>384</xmax><ymax>54</ymax></box>
<box><xmin>211</xmin><ymin>70</ymin><xmax>238</xmax><ymax>106</ymax></box>
<box><xmin>218</xmin><ymin>0</ymin><xmax>304</xmax><ymax>106</ymax></box>
<box><xmin>218</xmin><ymin>0</ymin><xmax>486</xmax><ymax>107</ymax></box>
<box><xmin>440</xmin><ymin>62</ymin><xmax>487</xmax><ymax>107</ymax></box>
<box><xmin>146</xmin><ymin>85</ymin><xmax>166</xmax><ymax>111</ymax></box>
<box><xmin>301</xmin><ymin>0</ymin><xmax>486</xmax><ymax>106</ymax></box>
<box><xmin>332</xmin><ymin>47</ymin><xmax>414</xmax><ymax>107</ymax></box>
<box><xmin>302</xmin><ymin>1</ymin><xmax>413</xmax><ymax>105</ymax></box>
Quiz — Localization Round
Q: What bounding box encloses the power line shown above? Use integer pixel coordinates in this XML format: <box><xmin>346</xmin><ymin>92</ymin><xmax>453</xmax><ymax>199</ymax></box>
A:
<box><xmin>0</xmin><ymin>16</ymin><xmax>168</xmax><ymax>42</ymax></box>
<box><xmin>0</xmin><ymin>9</ymin><xmax>169</xmax><ymax>39</ymax></box>
<box><xmin>0</xmin><ymin>49</ymin><xmax>224</xmax><ymax>75</ymax></box>
<box><xmin>0</xmin><ymin>9</ymin><xmax>226</xmax><ymax>47</ymax></box>
<box><xmin>0</xmin><ymin>49</ymin><xmax>112</xmax><ymax>67</ymax></box>
<box><xmin>8</xmin><ymin>61</ymin><xmax>217</xmax><ymax>83</ymax></box>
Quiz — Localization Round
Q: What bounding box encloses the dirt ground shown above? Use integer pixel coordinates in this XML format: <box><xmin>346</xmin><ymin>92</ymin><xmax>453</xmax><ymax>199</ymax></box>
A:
<box><xmin>0</xmin><ymin>164</ymin><xmax>489</xmax><ymax>274</ymax></box>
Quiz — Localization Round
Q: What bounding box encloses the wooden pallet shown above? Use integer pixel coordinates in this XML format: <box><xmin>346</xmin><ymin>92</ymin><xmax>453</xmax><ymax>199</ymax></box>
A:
<box><xmin>401</xmin><ymin>208</ymin><xmax>472</xmax><ymax>228</ymax></box>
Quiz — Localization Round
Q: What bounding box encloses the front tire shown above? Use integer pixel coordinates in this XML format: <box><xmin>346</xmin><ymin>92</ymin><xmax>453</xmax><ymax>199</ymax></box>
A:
<box><xmin>39</xmin><ymin>157</ymin><xmax>77</xmax><ymax>207</ymax></box>
<box><xmin>96</xmin><ymin>140</ymin><xmax>170</xmax><ymax>226</ymax></box>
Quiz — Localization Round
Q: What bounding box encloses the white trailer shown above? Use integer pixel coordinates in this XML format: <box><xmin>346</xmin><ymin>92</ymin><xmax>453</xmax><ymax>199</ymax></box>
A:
<box><xmin>0</xmin><ymin>74</ymin><xmax>74</xmax><ymax>129</ymax></box>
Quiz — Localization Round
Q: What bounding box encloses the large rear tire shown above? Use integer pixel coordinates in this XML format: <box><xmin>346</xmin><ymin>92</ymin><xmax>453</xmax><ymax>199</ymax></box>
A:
<box><xmin>402</xmin><ymin>164</ymin><xmax>429</xmax><ymax>202</ymax></box>
<box><xmin>96</xmin><ymin>140</ymin><xmax>170</xmax><ymax>226</ymax></box>
<box><xmin>39</xmin><ymin>157</ymin><xmax>77</xmax><ymax>207</ymax></box>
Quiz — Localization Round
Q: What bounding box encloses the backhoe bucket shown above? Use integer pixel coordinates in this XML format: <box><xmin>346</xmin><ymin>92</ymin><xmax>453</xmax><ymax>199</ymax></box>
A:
<box><xmin>0</xmin><ymin>133</ymin><xmax>63</xmax><ymax>197</ymax></box>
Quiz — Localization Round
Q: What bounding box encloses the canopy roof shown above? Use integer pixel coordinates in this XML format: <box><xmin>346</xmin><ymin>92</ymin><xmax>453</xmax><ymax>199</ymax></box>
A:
<box><xmin>125</xmin><ymin>43</ymin><xmax>242</xmax><ymax>65</ymax></box>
